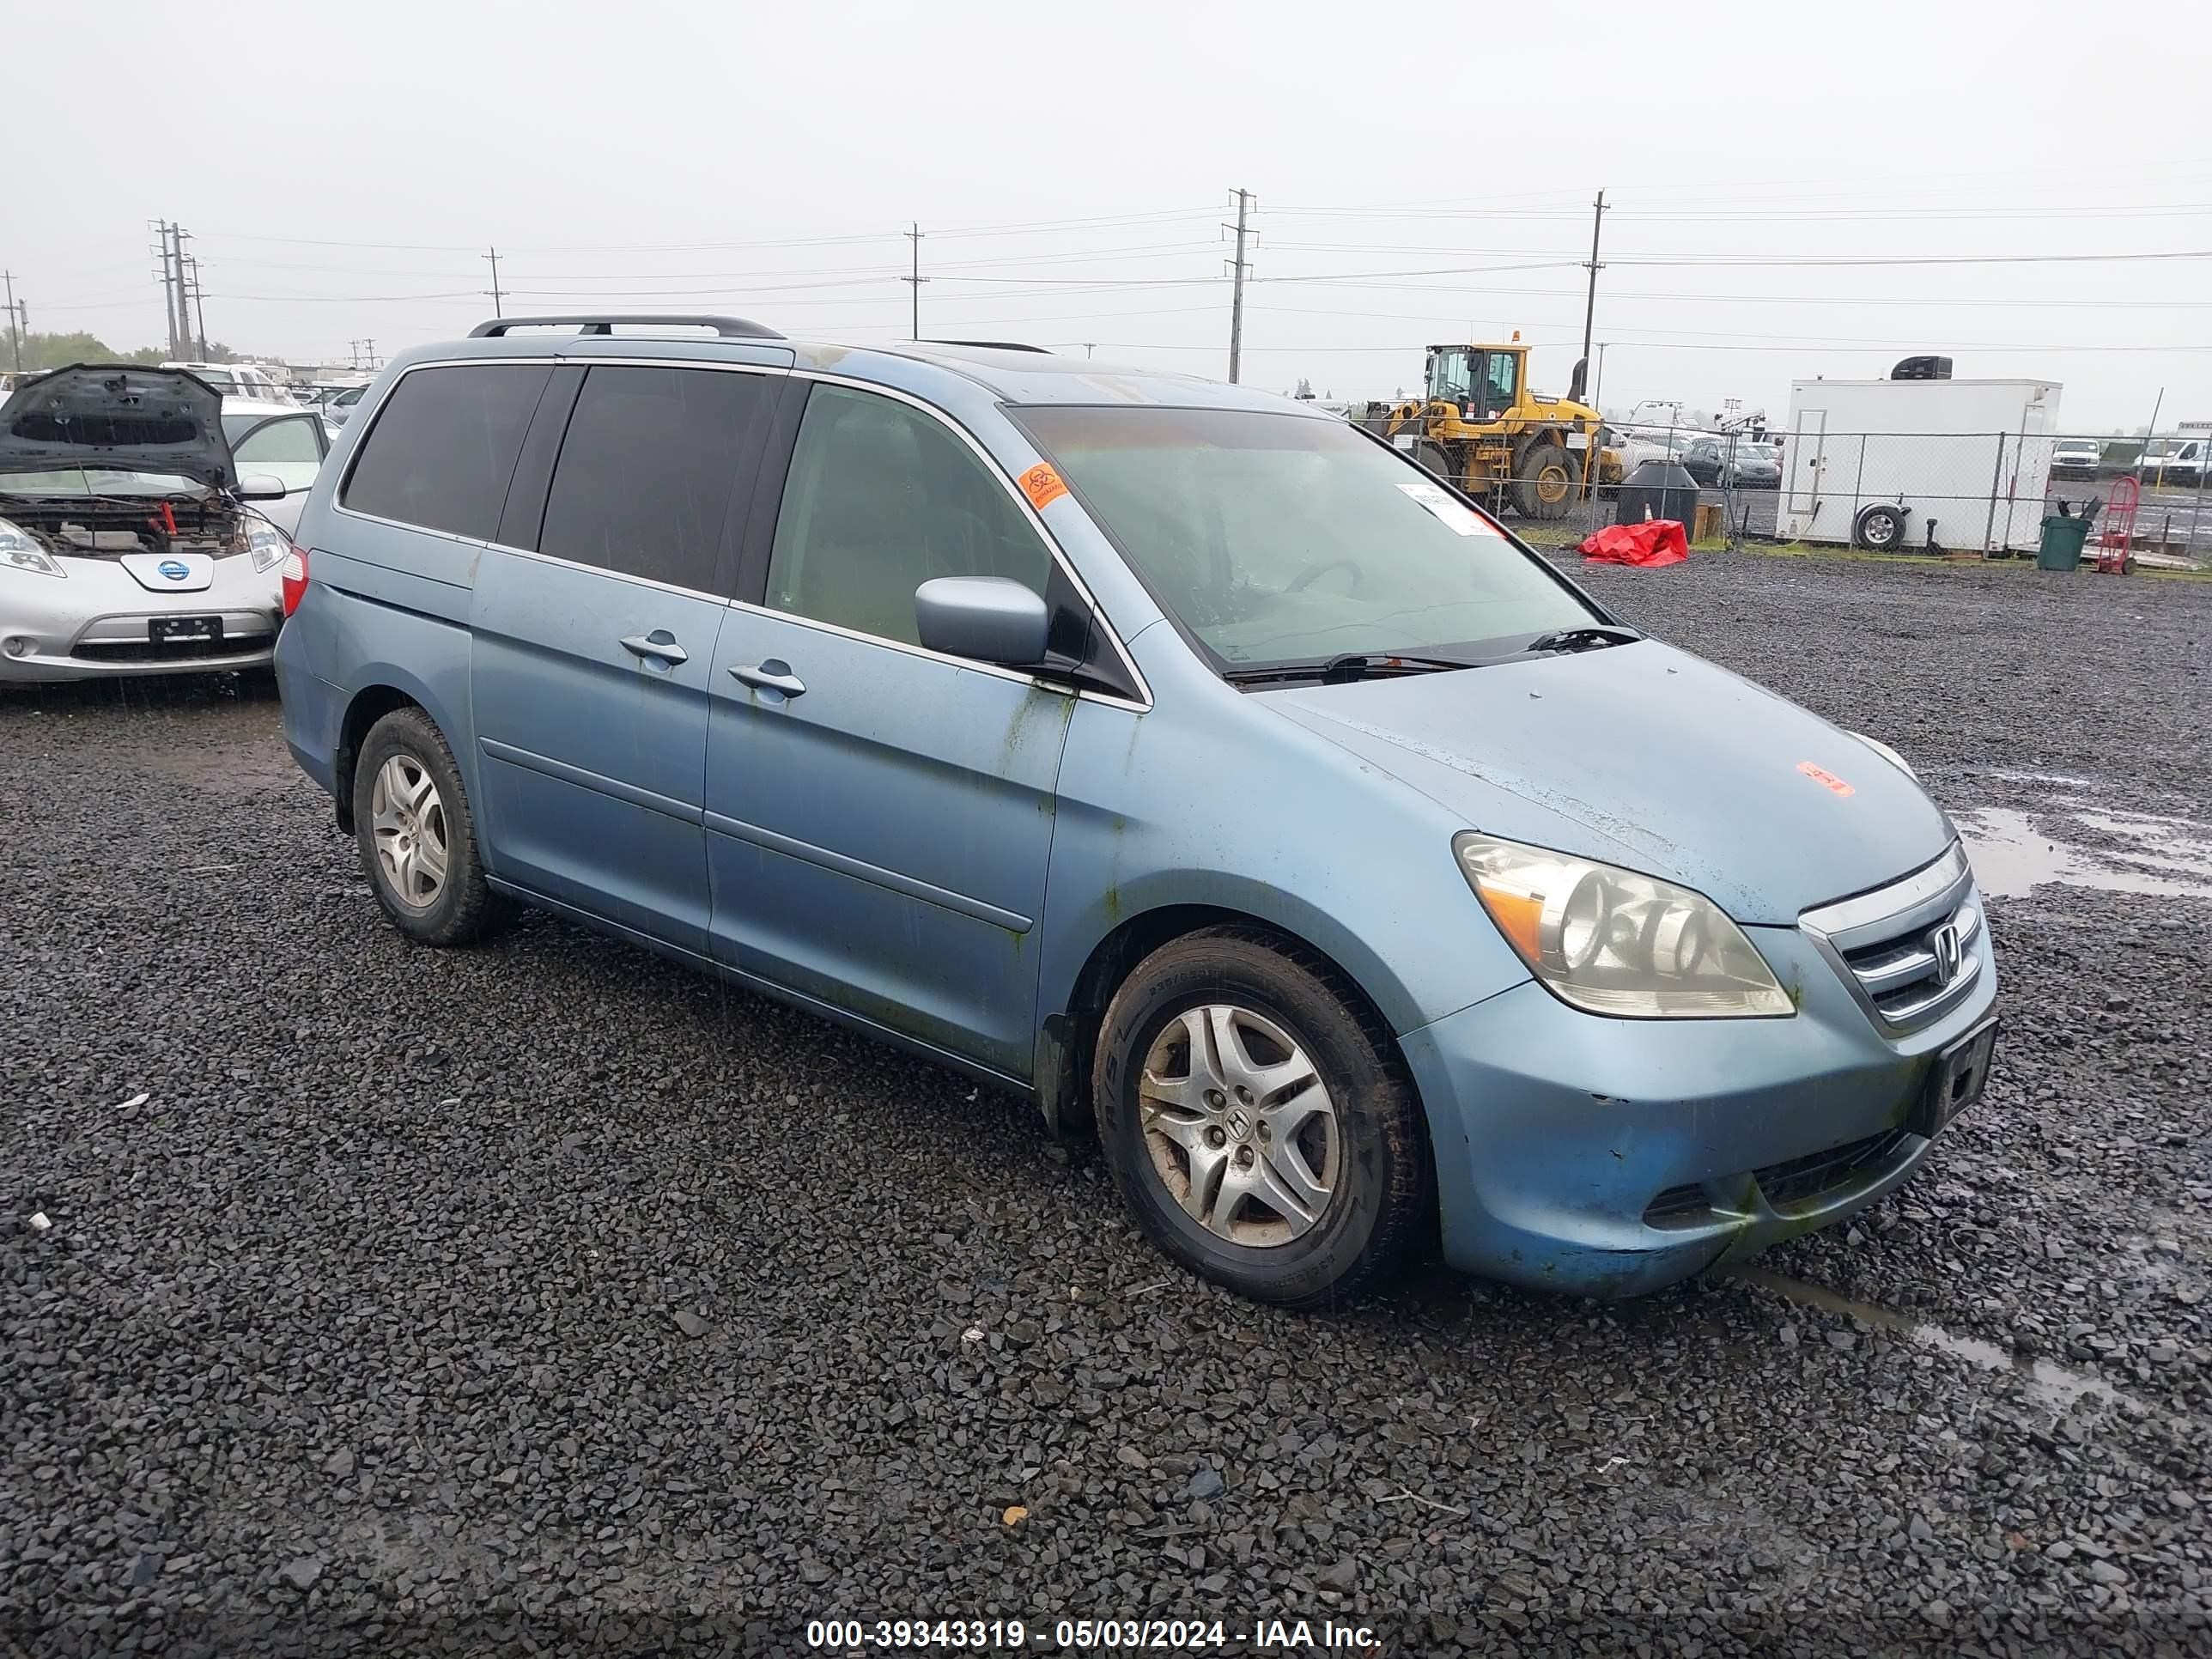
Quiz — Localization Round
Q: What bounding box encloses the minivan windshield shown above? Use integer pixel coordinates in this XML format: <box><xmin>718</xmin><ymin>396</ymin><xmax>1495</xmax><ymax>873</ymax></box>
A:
<box><xmin>1018</xmin><ymin>406</ymin><xmax>1599</xmax><ymax>671</ymax></box>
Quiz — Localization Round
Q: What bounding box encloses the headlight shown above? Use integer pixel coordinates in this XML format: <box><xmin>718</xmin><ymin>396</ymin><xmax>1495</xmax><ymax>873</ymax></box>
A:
<box><xmin>1850</xmin><ymin>732</ymin><xmax>1917</xmax><ymax>780</ymax></box>
<box><xmin>1454</xmin><ymin>832</ymin><xmax>1793</xmax><ymax>1018</ymax></box>
<box><xmin>246</xmin><ymin>519</ymin><xmax>289</xmax><ymax>573</ymax></box>
<box><xmin>0</xmin><ymin>517</ymin><xmax>64</xmax><ymax>578</ymax></box>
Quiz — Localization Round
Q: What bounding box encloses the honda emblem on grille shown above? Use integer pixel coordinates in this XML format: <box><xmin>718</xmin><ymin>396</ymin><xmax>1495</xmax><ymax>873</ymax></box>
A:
<box><xmin>1930</xmin><ymin>922</ymin><xmax>1963</xmax><ymax>981</ymax></box>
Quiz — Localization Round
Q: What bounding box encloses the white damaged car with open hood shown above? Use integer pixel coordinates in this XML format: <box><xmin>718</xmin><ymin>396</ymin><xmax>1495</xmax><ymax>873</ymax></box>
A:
<box><xmin>0</xmin><ymin>364</ymin><xmax>298</xmax><ymax>682</ymax></box>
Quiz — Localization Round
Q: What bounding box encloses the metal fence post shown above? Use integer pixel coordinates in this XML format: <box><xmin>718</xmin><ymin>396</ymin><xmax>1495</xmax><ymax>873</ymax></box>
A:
<box><xmin>2186</xmin><ymin>453</ymin><xmax>2208</xmax><ymax>568</ymax></box>
<box><xmin>1981</xmin><ymin>433</ymin><xmax>2006</xmax><ymax>556</ymax></box>
<box><xmin>1714</xmin><ymin>432</ymin><xmax>1727</xmax><ymax>550</ymax></box>
<box><xmin>1851</xmin><ymin>434</ymin><xmax>1866</xmax><ymax>545</ymax></box>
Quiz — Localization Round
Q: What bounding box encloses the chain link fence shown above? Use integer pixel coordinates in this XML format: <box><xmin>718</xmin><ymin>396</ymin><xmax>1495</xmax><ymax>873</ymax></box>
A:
<box><xmin>1462</xmin><ymin>423</ymin><xmax>2212</xmax><ymax>570</ymax></box>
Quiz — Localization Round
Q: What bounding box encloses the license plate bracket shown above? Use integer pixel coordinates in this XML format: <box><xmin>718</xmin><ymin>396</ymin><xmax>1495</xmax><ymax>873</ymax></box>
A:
<box><xmin>1911</xmin><ymin>1019</ymin><xmax>1997</xmax><ymax>1139</ymax></box>
<box><xmin>150</xmin><ymin>616</ymin><xmax>222</xmax><ymax>646</ymax></box>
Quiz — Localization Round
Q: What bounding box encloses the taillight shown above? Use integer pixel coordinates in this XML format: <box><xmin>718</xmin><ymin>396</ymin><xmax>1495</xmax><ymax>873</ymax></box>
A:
<box><xmin>279</xmin><ymin>545</ymin><xmax>308</xmax><ymax>616</ymax></box>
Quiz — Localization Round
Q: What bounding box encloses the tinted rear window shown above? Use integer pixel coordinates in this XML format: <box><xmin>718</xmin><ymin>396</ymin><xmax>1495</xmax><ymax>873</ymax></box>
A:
<box><xmin>536</xmin><ymin>365</ymin><xmax>769</xmax><ymax>592</ymax></box>
<box><xmin>341</xmin><ymin>363</ymin><xmax>550</xmax><ymax>540</ymax></box>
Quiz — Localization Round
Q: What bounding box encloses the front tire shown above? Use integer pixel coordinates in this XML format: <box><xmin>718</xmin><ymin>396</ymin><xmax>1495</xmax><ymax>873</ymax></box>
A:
<box><xmin>352</xmin><ymin>706</ymin><xmax>503</xmax><ymax>946</ymax></box>
<box><xmin>1093</xmin><ymin>928</ymin><xmax>1431</xmax><ymax>1308</ymax></box>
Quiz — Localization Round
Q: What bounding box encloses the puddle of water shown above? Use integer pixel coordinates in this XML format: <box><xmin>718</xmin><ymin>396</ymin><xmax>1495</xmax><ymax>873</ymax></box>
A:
<box><xmin>1957</xmin><ymin>805</ymin><xmax>2212</xmax><ymax>901</ymax></box>
<box><xmin>1977</xmin><ymin>768</ymin><xmax>2102</xmax><ymax>789</ymax></box>
<box><xmin>1725</xmin><ymin>1264</ymin><xmax>2130</xmax><ymax>1414</ymax></box>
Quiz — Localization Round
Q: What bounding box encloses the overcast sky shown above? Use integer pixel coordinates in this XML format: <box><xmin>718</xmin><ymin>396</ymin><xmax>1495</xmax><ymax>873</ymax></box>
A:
<box><xmin>13</xmin><ymin>0</ymin><xmax>2209</xmax><ymax>430</ymax></box>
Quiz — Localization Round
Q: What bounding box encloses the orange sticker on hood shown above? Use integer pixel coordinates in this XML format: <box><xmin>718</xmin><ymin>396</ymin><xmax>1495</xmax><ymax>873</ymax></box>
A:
<box><xmin>1797</xmin><ymin>761</ymin><xmax>1856</xmax><ymax>797</ymax></box>
<box><xmin>1018</xmin><ymin>463</ymin><xmax>1069</xmax><ymax>512</ymax></box>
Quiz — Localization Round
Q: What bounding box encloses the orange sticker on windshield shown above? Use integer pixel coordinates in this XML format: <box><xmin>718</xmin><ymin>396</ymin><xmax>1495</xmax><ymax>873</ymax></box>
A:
<box><xmin>1018</xmin><ymin>463</ymin><xmax>1069</xmax><ymax>512</ymax></box>
<box><xmin>1797</xmin><ymin>761</ymin><xmax>1856</xmax><ymax>797</ymax></box>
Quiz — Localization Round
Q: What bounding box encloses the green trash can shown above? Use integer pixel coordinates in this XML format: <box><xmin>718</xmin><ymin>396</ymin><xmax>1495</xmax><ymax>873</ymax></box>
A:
<box><xmin>2038</xmin><ymin>514</ymin><xmax>2092</xmax><ymax>570</ymax></box>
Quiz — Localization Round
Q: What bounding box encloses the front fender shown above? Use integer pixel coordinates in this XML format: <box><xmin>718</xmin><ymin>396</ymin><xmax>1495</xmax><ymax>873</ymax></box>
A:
<box><xmin>1037</xmin><ymin>659</ymin><xmax>1534</xmax><ymax>1048</ymax></box>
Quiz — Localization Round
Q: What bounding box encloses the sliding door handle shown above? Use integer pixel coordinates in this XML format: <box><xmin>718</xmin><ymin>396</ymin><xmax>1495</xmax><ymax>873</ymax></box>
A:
<box><xmin>620</xmin><ymin>631</ymin><xmax>689</xmax><ymax>665</ymax></box>
<box><xmin>729</xmin><ymin>660</ymin><xmax>806</xmax><ymax>697</ymax></box>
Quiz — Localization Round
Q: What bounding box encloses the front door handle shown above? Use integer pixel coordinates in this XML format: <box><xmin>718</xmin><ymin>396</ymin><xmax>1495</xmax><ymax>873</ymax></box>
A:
<box><xmin>620</xmin><ymin>631</ymin><xmax>689</xmax><ymax>665</ymax></box>
<box><xmin>729</xmin><ymin>660</ymin><xmax>806</xmax><ymax>697</ymax></box>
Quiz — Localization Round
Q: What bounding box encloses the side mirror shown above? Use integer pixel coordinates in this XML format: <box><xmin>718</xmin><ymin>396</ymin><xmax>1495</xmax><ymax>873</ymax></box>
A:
<box><xmin>915</xmin><ymin>576</ymin><xmax>1049</xmax><ymax>667</ymax></box>
<box><xmin>236</xmin><ymin>473</ymin><xmax>289</xmax><ymax>501</ymax></box>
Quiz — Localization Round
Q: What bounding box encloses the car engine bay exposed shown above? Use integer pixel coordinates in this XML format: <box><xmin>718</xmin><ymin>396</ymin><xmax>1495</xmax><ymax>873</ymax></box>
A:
<box><xmin>0</xmin><ymin>490</ymin><xmax>253</xmax><ymax>560</ymax></box>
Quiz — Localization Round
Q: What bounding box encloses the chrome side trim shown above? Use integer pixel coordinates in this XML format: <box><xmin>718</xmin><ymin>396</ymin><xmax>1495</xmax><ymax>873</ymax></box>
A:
<box><xmin>486</xmin><ymin>540</ymin><xmax>732</xmax><ymax>607</ymax></box>
<box><xmin>702</xmin><ymin>808</ymin><xmax>1033</xmax><ymax>934</ymax></box>
<box><xmin>479</xmin><ymin>736</ymin><xmax>702</xmax><ymax>825</ymax></box>
<box><xmin>324</xmin><ymin>355</ymin><xmax>1156</xmax><ymax>714</ymax></box>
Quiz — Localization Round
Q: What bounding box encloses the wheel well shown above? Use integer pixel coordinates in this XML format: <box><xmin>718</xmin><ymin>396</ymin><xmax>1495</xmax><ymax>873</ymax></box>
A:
<box><xmin>1039</xmin><ymin>905</ymin><xmax>1413</xmax><ymax>1142</ymax></box>
<box><xmin>331</xmin><ymin>685</ymin><xmax>419</xmax><ymax>834</ymax></box>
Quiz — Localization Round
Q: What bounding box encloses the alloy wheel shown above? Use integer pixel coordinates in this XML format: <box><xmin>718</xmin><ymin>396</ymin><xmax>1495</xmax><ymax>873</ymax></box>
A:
<box><xmin>369</xmin><ymin>753</ymin><xmax>449</xmax><ymax>908</ymax></box>
<box><xmin>1139</xmin><ymin>1004</ymin><xmax>1340</xmax><ymax>1247</ymax></box>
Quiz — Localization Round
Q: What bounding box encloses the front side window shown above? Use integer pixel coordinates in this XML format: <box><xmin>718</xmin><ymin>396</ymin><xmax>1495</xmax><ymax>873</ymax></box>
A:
<box><xmin>1018</xmin><ymin>406</ymin><xmax>1596</xmax><ymax>672</ymax></box>
<box><xmin>341</xmin><ymin>363</ymin><xmax>551</xmax><ymax>540</ymax></box>
<box><xmin>228</xmin><ymin>414</ymin><xmax>325</xmax><ymax>491</ymax></box>
<box><xmin>764</xmin><ymin>385</ymin><xmax>1050</xmax><ymax>647</ymax></box>
<box><xmin>1427</xmin><ymin>349</ymin><xmax>1473</xmax><ymax>405</ymax></box>
<box><xmin>536</xmin><ymin>365</ymin><xmax>770</xmax><ymax>592</ymax></box>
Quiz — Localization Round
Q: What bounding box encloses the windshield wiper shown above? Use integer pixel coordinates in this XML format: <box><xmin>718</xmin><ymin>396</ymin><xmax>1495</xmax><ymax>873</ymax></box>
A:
<box><xmin>1521</xmin><ymin>625</ymin><xmax>1640</xmax><ymax>656</ymax></box>
<box><xmin>1221</xmin><ymin>651</ymin><xmax>1475</xmax><ymax>687</ymax></box>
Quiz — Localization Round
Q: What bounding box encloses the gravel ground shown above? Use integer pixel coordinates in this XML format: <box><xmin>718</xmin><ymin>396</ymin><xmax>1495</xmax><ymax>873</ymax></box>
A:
<box><xmin>3</xmin><ymin>551</ymin><xmax>2209</xmax><ymax>1658</ymax></box>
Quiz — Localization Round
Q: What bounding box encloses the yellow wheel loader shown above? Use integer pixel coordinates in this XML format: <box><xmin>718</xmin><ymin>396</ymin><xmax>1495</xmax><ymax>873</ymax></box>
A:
<box><xmin>1347</xmin><ymin>337</ymin><xmax>1604</xmax><ymax>520</ymax></box>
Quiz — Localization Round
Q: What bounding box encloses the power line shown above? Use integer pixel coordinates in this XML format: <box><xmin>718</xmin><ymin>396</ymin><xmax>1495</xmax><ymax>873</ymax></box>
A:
<box><xmin>188</xmin><ymin>206</ymin><xmax>1218</xmax><ymax>258</ymax></box>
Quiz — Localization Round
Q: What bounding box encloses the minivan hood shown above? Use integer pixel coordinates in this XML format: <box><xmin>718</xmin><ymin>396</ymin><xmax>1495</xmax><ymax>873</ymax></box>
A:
<box><xmin>1267</xmin><ymin>640</ymin><xmax>1953</xmax><ymax>923</ymax></box>
<box><xmin>0</xmin><ymin>365</ymin><xmax>234</xmax><ymax>491</ymax></box>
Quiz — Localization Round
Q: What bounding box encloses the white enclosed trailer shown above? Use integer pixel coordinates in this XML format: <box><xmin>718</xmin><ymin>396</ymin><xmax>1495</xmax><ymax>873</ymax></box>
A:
<box><xmin>1776</xmin><ymin>377</ymin><xmax>2062</xmax><ymax>553</ymax></box>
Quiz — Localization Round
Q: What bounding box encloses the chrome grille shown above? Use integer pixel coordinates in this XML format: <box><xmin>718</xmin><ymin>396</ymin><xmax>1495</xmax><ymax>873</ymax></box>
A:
<box><xmin>1802</xmin><ymin>844</ymin><xmax>1982</xmax><ymax>1034</ymax></box>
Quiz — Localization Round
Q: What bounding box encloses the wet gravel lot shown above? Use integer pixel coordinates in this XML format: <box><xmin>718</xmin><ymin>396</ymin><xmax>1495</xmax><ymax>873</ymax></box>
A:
<box><xmin>4</xmin><ymin>551</ymin><xmax>2209</xmax><ymax>1657</ymax></box>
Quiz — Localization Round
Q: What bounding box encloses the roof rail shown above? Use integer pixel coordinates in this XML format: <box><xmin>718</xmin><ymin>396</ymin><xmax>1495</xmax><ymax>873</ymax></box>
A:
<box><xmin>922</xmin><ymin>338</ymin><xmax>1051</xmax><ymax>354</ymax></box>
<box><xmin>468</xmin><ymin>314</ymin><xmax>784</xmax><ymax>339</ymax></box>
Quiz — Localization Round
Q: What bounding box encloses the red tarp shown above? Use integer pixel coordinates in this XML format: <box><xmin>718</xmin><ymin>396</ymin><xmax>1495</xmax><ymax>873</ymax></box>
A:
<box><xmin>1578</xmin><ymin>520</ymin><xmax>1689</xmax><ymax>567</ymax></box>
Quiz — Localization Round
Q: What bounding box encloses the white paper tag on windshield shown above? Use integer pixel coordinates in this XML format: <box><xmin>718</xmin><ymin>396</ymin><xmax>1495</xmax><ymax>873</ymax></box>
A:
<box><xmin>1395</xmin><ymin>480</ymin><xmax>1488</xmax><ymax>536</ymax></box>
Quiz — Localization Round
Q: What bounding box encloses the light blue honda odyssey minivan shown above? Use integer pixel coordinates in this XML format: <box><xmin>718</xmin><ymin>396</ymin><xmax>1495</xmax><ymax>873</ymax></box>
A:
<box><xmin>274</xmin><ymin>315</ymin><xmax>1998</xmax><ymax>1307</ymax></box>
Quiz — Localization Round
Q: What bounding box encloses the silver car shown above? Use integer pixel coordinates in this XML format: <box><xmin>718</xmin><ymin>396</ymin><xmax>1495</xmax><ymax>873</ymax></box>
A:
<box><xmin>0</xmin><ymin>366</ymin><xmax>295</xmax><ymax>682</ymax></box>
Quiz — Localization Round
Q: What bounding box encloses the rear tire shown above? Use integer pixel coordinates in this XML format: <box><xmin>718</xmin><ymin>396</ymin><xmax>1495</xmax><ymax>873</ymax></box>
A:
<box><xmin>352</xmin><ymin>707</ymin><xmax>505</xmax><ymax>946</ymax></box>
<box><xmin>1513</xmin><ymin>440</ymin><xmax>1577</xmax><ymax>520</ymax></box>
<box><xmin>1092</xmin><ymin>927</ymin><xmax>1431</xmax><ymax>1309</ymax></box>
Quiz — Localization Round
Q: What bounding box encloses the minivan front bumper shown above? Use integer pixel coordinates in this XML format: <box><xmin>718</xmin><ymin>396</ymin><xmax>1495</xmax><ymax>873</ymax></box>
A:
<box><xmin>1398</xmin><ymin>899</ymin><xmax>1998</xmax><ymax>1297</ymax></box>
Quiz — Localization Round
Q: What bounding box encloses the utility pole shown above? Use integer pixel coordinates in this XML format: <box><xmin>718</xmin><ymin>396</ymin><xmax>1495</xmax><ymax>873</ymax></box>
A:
<box><xmin>185</xmin><ymin>254</ymin><xmax>210</xmax><ymax>359</ymax></box>
<box><xmin>1225</xmin><ymin>188</ymin><xmax>1255</xmax><ymax>384</ymax></box>
<box><xmin>483</xmin><ymin>245</ymin><xmax>504</xmax><ymax>317</ymax></box>
<box><xmin>902</xmin><ymin>223</ymin><xmax>927</xmax><ymax>341</ymax></box>
<box><xmin>2</xmin><ymin>271</ymin><xmax>20</xmax><ymax>373</ymax></box>
<box><xmin>1083</xmin><ymin>342</ymin><xmax>1096</xmax><ymax>359</ymax></box>
<box><xmin>1580</xmin><ymin>189</ymin><xmax>1607</xmax><ymax>374</ymax></box>
<box><xmin>149</xmin><ymin>221</ymin><xmax>179</xmax><ymax>358</ymax></box>
<box><xmin>170</xmin><ymin>225</ymin><xmax>195</xmax><ymax>361</ymax></box>
<box><xmin>363</xmin><ymin>338</ymin><xmax>377</xmax><ymax>369</ymax></box>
